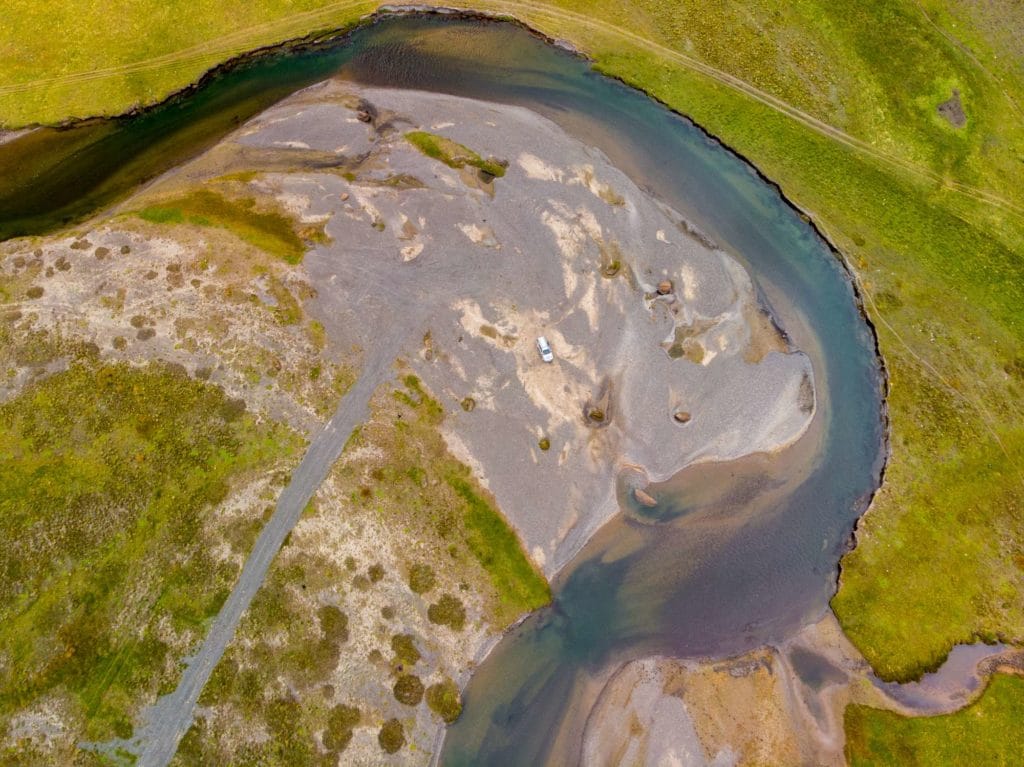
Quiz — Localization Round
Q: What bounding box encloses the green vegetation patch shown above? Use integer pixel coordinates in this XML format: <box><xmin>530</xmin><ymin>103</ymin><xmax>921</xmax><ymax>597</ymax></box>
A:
<box><xmin>443</xmin><ymin>470</ymin><xmax>550</xmax><ymax>614</ymax></box>
<box><xmin>381</xmin><ymin>373</ymin><xmax>550</xmax><ymax>623</ymax></box>
<box><xmin>426</xmin><ymin>677</ymin><xmax>462</xmax><ymax>724</ymax></box>
<box><xmin>845</xmin><ymin>674</ymin><xmax>1024</xmax><ymax>766</ymax></box>
<box><xmin>378</xmin><ymin>718</ymin><xmax>405</xmax><ymax>754</ymax></box>
<box><xmin>134</xmin><ymin>188</ymin><xmax>310</xmax><ymax>264</ymax></box>
<box><xmin>322</xmin><ymin>704</ymin><xmax>360</xmax><ymax>753</ymax></box>
<box><xmin>428</xmin><ymin>594</ymin><xmax>467</xmax><ymax>631</ymax></box>
<box><xmin>407</xmin><ymin>562</ymin><xmax>436</xmax><ymax>595</ymax></box>
<box><xmin>392</xmin><ymin>673</ymin><xmax>424</xmax><ymax>706</ymax></box>
<box><xmin>405</xmin><ymin>131</ymin><xmax>506</xmax><ymax>178</ymax></box>
<box><xmin>391</xmin><ymin>634</ymin><xmax>421</xmax><ymax>666</ymax></box>
<box><xmin>0</xmin><ymin>361</ymin><xmax>300</xmax><ymax>748</ymax></box>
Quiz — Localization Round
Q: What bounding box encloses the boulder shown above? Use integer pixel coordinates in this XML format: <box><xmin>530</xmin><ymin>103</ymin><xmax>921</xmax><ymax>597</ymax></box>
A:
<box><xmin>634</xmin><ymin>488</ymin><xmax>658</xmax><ymax>507</ymax></box>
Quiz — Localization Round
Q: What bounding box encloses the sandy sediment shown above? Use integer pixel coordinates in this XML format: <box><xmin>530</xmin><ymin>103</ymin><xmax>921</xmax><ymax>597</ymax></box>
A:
<box><xmin>579</xmin><ymin>611</ymin><xmax>1024</xmax><ymax>766</ymax></box>
<box><xmin>215</xmin><ymin>80</ymin><xmax>816</xmax><ymax>575</ymax></box>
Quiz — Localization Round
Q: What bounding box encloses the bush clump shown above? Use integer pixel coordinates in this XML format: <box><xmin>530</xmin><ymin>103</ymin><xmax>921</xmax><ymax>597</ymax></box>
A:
<box><xmin>428</xmin><ymin>594</ymin><xmax>466</xmax><ymax>631</ymax></box>
<box><xmin>393</xmin><ymin>673</ymin><xmax>424</xmax><ymax>706</ymax></box>
<box><xmin>322</xmin><ymin>704</ymin><xmax>360</xmax><ymax>752</ymax></box>
<box><xmin>318</xmin><ymin>605</ymin><xmax>348</xmax><ymax>644</ymax></box>
<box><xmin>408</xmin><ymin>563</ymin><xmax>436</xmax><ymax>595</ymax></box>
<box><xmin>391</xmin><ymin>634</ymin><xmax>421</xmax><ymax>666</ymax></box>
<box><xmin>426</xmin><ymin>678</ymin><xmax>463</xmax><ymax>724</ymax></box>
<box><xmin>379</xmin><ymin>718</ymin><xmax>405</xmax><ymax>753</ymax></box>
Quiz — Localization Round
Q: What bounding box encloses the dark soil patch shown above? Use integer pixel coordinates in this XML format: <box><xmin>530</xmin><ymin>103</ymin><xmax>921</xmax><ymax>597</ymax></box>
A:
<box><xmin>937</xmin><ymin>89</ymin><xmax>966</xmax><ymax>128</ymax></box>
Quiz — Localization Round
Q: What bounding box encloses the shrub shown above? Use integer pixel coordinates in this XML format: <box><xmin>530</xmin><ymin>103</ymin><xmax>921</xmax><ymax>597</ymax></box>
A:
<box><xmin>428</xmin><ymin>594</ymin><xmax>466</xmax><ymax>631</ymax></box>
<box><xmin>318</xmin><ymin>605</ymin><xmax>348</xmax><ymax>644</ymax></box>
<box><xmin>379</xmin><ymin>718</ymin><xmax>405</xmax><ymax>754</ymax></box>
<box><xmin>322</xmin><ymin>704</ymin><xmax>360</xmax><ymax>752</ymax></box>
<box><xmin>391</xmin><ymin>634</ymin><xmax>421</xmax><ymax>666</ymax></box>
<box><xmin>426</xmin><ymin>678</ymin><xmax>463</xmax><ymax>724</ymax></box>
<box><xmin>408</xmin><ymin>563</ymin><xmax>436</xmax><ymax>595</ymax></box>
<box><xmin>393</xmin><ymin>673</ymin><xmax>424</xmax><ymax>706</ymax></box>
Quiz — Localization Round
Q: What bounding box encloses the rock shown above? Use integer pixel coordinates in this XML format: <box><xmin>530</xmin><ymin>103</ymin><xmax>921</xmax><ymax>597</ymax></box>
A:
<box><xmin>634</xmin><ymin>488</ymin><xmax>658</xmax><ymax>507</ymax></box>
<box><xmin>657</xmin><ymin>280</ymin><xmax>673</xmax><ymax>295</ymax></box>
<box><xmin>340</xmin><ymin>192</ymin><xmax>350</xmax><ymax>202</ymax></box>
<box><xmin>673</xmin><ymin>410</ymin><xmax>692</xmax><ymax>424</ymax></box>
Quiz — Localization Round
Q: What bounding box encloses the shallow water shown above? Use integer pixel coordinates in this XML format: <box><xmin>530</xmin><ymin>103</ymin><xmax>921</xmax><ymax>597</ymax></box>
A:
<box><xmin>874</xmin><ymin>643</ymin><xmax>1014</xmax><ymax>714</ymax></box>
<box><xmin>0</xmin><ymin>15</ymin><xmax>886</xmax><ymax>765</ymax></box>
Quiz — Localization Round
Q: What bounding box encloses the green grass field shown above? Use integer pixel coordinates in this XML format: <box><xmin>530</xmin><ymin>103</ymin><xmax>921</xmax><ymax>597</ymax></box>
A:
<box><xmin>0</xmin><ymin>361</ymin><xmax>301</xmax><ymax>758</ymax></box>
<box><xmin>2</xmin><ymin>0</ymin><xmax>1023</xmax><ymax>756</ymax></box>
<box><xmin>845</xmin><ymin>673</ymin><xmax>1024</xmax><ymax>766</ymax></box>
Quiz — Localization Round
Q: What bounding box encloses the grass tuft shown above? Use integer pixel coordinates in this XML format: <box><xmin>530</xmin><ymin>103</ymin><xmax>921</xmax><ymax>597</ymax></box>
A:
<box><xmin>405</xmin><ymin>131</ymin><xmax>506</xmax><ymax>178</ymax></box>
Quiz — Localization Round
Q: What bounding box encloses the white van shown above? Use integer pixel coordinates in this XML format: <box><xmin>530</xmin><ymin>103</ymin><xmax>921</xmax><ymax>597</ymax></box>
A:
<box><xmin>536</xmin><ymin>336</ymin><xmax>554</xmax><ymax>363</ymax></box>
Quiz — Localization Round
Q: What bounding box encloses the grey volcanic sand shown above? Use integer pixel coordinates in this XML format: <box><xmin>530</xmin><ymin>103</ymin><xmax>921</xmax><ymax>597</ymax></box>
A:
<box><xmin>226</xmin><ymin>80</ymin><xmax>815</xmax><ymax>573</ymax></box>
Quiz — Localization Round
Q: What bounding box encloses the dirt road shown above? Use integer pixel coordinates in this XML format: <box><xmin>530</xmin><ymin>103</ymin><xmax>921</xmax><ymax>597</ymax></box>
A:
<box><xmin>132</xmin><ymin>326</ymin><xmax>408</xmax><ymax>767</ymax></box>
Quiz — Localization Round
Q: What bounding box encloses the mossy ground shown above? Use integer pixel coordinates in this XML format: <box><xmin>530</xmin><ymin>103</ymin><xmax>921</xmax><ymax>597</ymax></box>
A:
<box><xmin>134</xmin><ymin>187</ymin><xmax>319</xmax><ymax>265</ymax></box>
<box><xmin>845</xmin><ymin>673</ymin><xmax>1024</xmax><ymax>766</ymax></box>
<box><xmin>0</xmin><ymin>361</ymin><xmax>301</xmax><ymax>763</ymax></box>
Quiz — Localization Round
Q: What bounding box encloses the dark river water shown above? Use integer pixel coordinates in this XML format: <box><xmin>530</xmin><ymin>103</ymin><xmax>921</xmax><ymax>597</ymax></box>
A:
<box><xmin>0</xmin><ymin>14</ymin><xmax>886</xmax><ymax>765</ymax></box>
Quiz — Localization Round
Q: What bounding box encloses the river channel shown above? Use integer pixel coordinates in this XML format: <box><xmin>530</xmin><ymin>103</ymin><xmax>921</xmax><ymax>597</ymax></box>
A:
<box><xmin>0</xmin><ymin>14</ymin><xmax>886</xmax><ymax>765</ymax></box>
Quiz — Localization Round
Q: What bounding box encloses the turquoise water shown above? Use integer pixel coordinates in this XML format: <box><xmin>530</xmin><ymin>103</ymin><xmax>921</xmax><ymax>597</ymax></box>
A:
<box><xmin>0</xmin><ymin>15</ymin><xmax>885</xmax><ymax>764</ymax></box>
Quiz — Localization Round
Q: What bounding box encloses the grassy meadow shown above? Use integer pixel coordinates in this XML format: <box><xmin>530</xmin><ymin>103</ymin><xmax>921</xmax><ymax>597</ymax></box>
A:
<box><xmin>0</xmin><ymin>361</ymin><xmax>301</xmax><ymax>757</ymax></box>
<box><xmin>845</xmin><ymin>673</ymin><xmax>1024</xmax><ymax>766</ymax></box>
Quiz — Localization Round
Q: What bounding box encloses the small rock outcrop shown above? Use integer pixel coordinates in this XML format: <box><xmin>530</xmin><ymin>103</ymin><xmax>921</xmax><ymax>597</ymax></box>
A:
<box><xmin>633</xmin><ymin>488</ymin><xmax>658</xmax><ymax>507</ymax></box>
